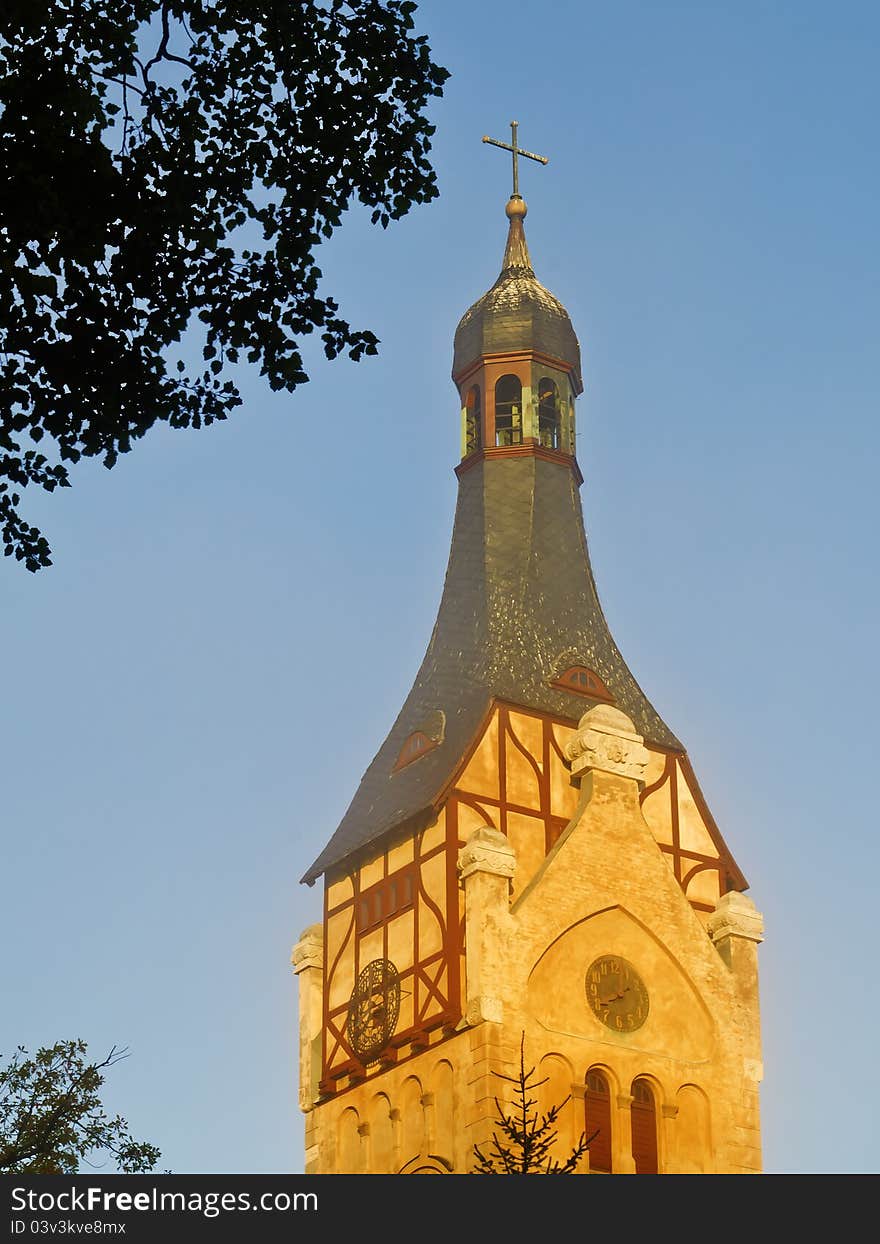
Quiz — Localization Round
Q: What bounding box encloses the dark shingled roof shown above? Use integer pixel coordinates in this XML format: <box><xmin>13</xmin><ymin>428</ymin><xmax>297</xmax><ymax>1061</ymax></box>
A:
<box><xmin>302</xmin><ymin>454</ymin><xmax>682</xmax><ymax>884</ymax></box>
<box><xmin>302</xmin><ymin>202</ymin><xmax>682</xmax><ymax>885</ymax></box>
<box><xmin>452</xmin><ymin>197</ymin><xmax>582</xmax><ymax>386</ymax></box>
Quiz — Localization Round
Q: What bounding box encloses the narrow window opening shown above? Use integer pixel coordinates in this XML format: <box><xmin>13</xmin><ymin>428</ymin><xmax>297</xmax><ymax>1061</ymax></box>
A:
<box><xmin>465</xmin><ymin>385</ymin><xmax>482</xmax><ymax>455</ymax></box>
<box><xmin>631</xmin><ymin>1079</ymin><xmax>659</xmax><ymax>1174</ymax></box>
<box><xmin>356</xmin><ymin>866</ymin><xmax>417</xmax><ymax>932</ymax></box>
<box><xmin>585</xmin><ymin>1071</ymin><xmax>613</xmax><ymax>1173</ymax></box>
<box><xmin>538</xmin><ymin>377</ymin><xmax>560</xmax><ymax>450</ymax></box>
<box><xmin>494</xmin><ymin>374</ymin><xmax>522</xmax><ymax>447</ymax></box>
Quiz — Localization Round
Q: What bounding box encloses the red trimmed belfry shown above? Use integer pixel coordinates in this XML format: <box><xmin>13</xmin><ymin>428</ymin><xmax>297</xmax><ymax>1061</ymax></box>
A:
<box><xmin>293</xmin><ymin>185</ymin><xmax>764</xmax><ymax>1176</ymax></box>
<box><xmin>454</xmin><ymin>194</ymin><xmax>581</xmax><ymax>464</ymax></box>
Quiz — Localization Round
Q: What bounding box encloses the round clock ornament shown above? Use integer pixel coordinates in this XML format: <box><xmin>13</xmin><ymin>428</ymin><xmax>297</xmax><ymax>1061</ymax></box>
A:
<box><xmin>585</xmin><ymin>955</ymin><xmax>649</xmax><ymax>1033</ymax></box>
<box><xmin>346</xmin><ymin>958</ymin><xmax>401</xmax><ymax>1062</ymax></box>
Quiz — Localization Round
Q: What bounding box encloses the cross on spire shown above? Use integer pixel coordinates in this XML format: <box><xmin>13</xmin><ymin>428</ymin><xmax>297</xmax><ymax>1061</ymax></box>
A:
<box><xmin>482</xmin><ymin>121</ymin><xmax>548</xmax><ymax>198</ymax></box>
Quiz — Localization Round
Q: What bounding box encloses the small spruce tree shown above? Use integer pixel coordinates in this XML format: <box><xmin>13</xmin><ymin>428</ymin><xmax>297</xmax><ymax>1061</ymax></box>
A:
<box><xmin>472</xmin><ymin>1035</ymin><xmax>597</xmax><ymax>1174</ymax></box>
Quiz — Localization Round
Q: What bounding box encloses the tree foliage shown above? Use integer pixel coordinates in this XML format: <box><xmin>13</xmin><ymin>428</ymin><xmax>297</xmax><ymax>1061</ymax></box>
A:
<box><xmin>472</xmin><ymin>1036</ymin><xmax>596</xmax><ymax>1175</ymax></box>
<box><xmin>0</xmin><ymin>1</ymin><xmax>449</xmax><ymax>569</ymax></box>
<box><xmin>0</xmin><ymin>1040</ymin><xmax>160</xmax><ymax>1173</ymax></box>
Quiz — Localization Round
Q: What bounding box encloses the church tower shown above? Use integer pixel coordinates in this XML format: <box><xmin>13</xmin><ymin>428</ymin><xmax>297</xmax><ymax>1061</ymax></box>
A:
<box><xmin>292</xmin><ymin>139</ymin><xmax>763</xmax><ymax>1175</ymax></box>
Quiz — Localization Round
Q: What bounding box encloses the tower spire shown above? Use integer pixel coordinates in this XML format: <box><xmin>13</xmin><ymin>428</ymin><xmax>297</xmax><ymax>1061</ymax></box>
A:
<box><xmin>453</xmin><ymin>127</ymin><xmax>580</xmax><ymax>392</ymax></box>
<box><xmin>481</xmin><ymin>120</ymin><xmax>545</xmax><ymax>273</ymax></box>
<box><xmin>296</xmin><ymin>145</ymin><xmax>761</xmax><ymax>1180</ymax></box>
<box><xmin>499</xmin><ymin>195</ymin><xmax>533</xmax><ymax>277</ymax></box>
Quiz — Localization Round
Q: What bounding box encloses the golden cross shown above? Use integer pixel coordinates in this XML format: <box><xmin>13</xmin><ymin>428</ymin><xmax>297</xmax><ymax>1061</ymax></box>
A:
<box><xmin>482</xmin><ymin>121</ymin><xmax>548</xmax><ymax>198</ymax></box>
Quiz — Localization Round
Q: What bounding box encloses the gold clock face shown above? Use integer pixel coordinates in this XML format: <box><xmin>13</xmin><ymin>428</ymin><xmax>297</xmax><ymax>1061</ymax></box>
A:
<box><xmin>585</xmin><ymin>956</ymin><xmax>649</xmax><ymax>1033</ymax></box>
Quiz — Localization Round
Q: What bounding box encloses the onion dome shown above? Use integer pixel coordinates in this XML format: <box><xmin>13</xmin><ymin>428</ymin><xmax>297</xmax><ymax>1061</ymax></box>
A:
<box><xmin>452</xmin><ymin>197</ymin><xmax>582</xmax><ymax>388</ymax></box>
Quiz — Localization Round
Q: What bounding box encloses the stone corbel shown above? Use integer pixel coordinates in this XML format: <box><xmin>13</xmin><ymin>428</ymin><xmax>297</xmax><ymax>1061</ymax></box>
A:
<box><xmin>458</xmin><ymin>825</ymin><xmax>516</xmax><ymax>883</ymax></box>
<box><xmin>564</xmin><ymin>704</ymin><xmax>649</xmax><ymax>784</ymax></box>
<box><xmin>291</xmin><ymin>923</ymin><xmax>323</xmax><ymax>974</ymax></box>
<box><xmin>707</xmin><ymin>891</ymin><xmax>764</xmax><ymax>945</ymax></box>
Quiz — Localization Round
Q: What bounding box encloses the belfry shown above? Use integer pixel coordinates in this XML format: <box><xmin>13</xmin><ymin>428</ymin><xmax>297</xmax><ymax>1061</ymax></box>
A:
<box><xmin>292</xmin><ymin>129</ymin><xmax>764</xmax><ymax>1175</ymax></box>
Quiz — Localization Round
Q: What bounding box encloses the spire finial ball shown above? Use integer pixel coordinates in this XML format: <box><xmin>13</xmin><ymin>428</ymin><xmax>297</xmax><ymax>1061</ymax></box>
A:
<box><xmin>505</xmin><ymin>196</ymin><xmax>527</xmax><ymax>220</ymax></box>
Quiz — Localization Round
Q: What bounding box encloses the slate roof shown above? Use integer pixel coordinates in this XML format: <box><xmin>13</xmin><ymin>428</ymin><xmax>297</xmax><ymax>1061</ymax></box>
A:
<box><xmin>301</xmin><ymin>453</ymin><xmax>682</xmax><ymax>884</ymax></box>
<box><xmin>302</xmin><ymin>203</ymin><xmax>683</xmax><ymax>885</ymax></box>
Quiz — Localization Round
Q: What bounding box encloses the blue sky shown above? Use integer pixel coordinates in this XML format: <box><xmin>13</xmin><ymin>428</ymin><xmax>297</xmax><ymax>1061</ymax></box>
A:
<box><xmin>3</xmin><ymin>0</ymin><xmax>878</xmax><ymax>1173</ymax></box>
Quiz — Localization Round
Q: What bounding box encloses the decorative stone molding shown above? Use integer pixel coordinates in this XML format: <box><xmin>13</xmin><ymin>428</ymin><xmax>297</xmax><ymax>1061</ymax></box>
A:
<box><xmin>743</xmin><ymin>1059</ymin><xmax>764</xmax><ymax>1084</ymax></box>
<box><xmin>458</xmin><ymin>825</ymin><xmax>516</xmax><ymax>882</ymax></box>
<box><xmin>291</xmin><ymin>924</ymin><xmax>323</xmax><ymax>974</ymax></box>
<box><xmin>304</xmin><ymin>1143</ymin><xmax>320</xmax><ymax>1175</ymax></box>
<box><xmin>459</xmin><ymin>827</ymin><xmax>513</xmax><ymax>1028</ymax></box>
<box><xmin>564</xmin><ymin>704</ymin><xmax>649</xmax><ymax>784</ymax></box>
<box><xmin>707</xmin><ymin>891</ymin><xmax>764</xmax><ymax>946</ymax></box>
<box><xmin>465</xmin><ymin>995</ymin><xmax>503</xmax><ymax>1026</ymax></box>
<box><xmin>293</xmin><ymin>925</ymin><xmax>325</xmax><ymax>1115</ymax></box>
<box><xmin>570</xmin><ymin>1082</ymin><xmax>586</xmax><ymax>1102</ymax></box>
<box><xmin>661</xmin><ymin>1104</ymin><xmax>679</xmax><ymax>1120</ymax></box>
<box><xmin>616</xmin><ymin>1093</ymin><xmax>634</xmax><ymax>1110</ymax></box>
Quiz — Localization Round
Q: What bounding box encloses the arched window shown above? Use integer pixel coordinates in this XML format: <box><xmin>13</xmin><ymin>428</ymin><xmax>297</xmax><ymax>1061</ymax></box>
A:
<box><xmin>494</xmin><ymin>374</ymin><xmax>522</xmax><ymax>447</ymax></box>
<box><xmin>585</xmin><ymin>1071</ymin><xmax>612</xmax><ymax>1173</ymax></box>
<box><xmin>538</xmin><ymin>377</ymin><xmax>560</xmax><ymax>450</ymax></box>
<box><xmin>550</xmin><ymin>664</ymin><xmax>614</xmax><ymax>702</ymax></box>
<box><xmin>465</xmin><ymin>385</ymin><xmax>482</xmax><ymax>455</ymax></box>
<box><xmin>392</xmin><ymin>730</ymin><xmax>437</xmax><ymax>772</ymax></box>
<box><xmin>631</xmin><ymin>1079</ymin><xmax>658</xmax><ymax>1174</ymax></box>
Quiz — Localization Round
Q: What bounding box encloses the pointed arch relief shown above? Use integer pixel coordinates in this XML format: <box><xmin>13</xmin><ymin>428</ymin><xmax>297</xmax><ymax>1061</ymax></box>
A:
<box><xmin>526</xmin><ymin>906</ymin><xmax>716</xmax><ymax>1062</ymax></box>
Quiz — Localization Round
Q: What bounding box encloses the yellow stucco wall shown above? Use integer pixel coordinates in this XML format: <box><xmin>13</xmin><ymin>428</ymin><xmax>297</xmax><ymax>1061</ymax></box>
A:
<box><xmin>294</xmin><ymin>706</ymin><xmax>761</xmax><ymax>1174</ymax></box>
